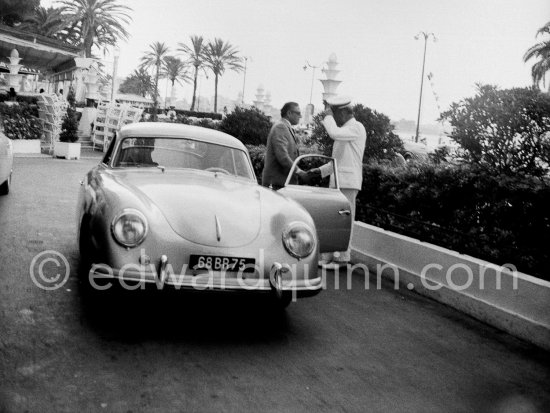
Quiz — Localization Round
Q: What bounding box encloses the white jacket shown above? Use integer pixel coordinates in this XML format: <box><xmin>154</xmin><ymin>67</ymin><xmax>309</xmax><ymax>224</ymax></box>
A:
<box><xmin>320</xmin><ymin>115</ymin><xmax>366</xmax><ymax>190</ymax></box>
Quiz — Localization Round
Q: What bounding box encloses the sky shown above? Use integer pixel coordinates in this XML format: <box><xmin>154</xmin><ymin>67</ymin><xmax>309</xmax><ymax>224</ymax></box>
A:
<box><xmin>42</xmin><ymin>0</ymin><xmax>550</xmax><ymax>124</ymax></box>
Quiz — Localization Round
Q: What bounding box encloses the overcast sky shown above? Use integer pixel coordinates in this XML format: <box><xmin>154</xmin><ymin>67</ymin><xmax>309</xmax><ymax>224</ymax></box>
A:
<box><xmin>44</xmin><ymin>0</ymin><xmax>550</xmax><ymax>123</ymax></box>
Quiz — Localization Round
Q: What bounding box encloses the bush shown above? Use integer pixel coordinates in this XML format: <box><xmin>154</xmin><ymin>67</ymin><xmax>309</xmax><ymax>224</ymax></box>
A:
<box><xmin>310</xmin><ymin>103</ymin><xmax>403</xmax><ymax>162</ymax></box>
<box><xmin>441</xmin><ymin>84</ymin><xmax>550</xmax><ymax>177</ymax></box>
<box><xmin>246</xmin><ymin>144</ymin><xmax>265</xmax><ymax>183</ymax></box>
<box><xmin>357</xmin><ymin>162</ymin><xmax>550</xmax><ymax>281</ymax></box>
<box><xmin>219</xmin><ymin>106</ymin><xmax>272</xmax><ymax>145</ymax></box>
<box><xmin>59</xmin><ymin>107</ymin><xmax>79</xmax><ymax>143</ymax></box>
<box><xmin>0</xmin><ymin>102</ymin><xmax>42</xmax><ymax>140</ymax></box>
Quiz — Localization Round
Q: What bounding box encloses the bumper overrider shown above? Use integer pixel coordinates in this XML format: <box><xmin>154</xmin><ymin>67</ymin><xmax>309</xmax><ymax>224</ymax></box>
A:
<box><xmin>88</xmin><ymin>255</ymin><xmax>322</xmax><ymax>298</ymax></box>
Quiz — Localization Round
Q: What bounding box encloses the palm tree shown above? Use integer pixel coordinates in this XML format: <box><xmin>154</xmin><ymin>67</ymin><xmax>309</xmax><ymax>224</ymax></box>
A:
<box><xmin>178</xmin><ymin>35</ymin><xmax>206</xmax><ymax>111</ymax></box>
<box><xmin>56</xmin><ymin>0</ymin><xmax>132</xmax><ymax>58</ymax></box>
<box><xmin>119</xmin><ymin>68</ymin><xmax>155</xmax><ymax>98</ymax></box>
<box><xmin>162</xmin><ymin>56</ymin><xmax>191</xmax><ymax>108</ymax></box>
<box><xmin>19</xmin><ymin>7</ymin><xmax>65</xmax><ymax>38</ymax></box>
<box><xmin>203</xmin><ymin>38</ymin><xmax>243</xmax><ymax>113</ymax></box>
<box><xmin>524</xmin><ymin>21</ymin><xmax>550</xmax><ymax>90</ymax></box>
<box><xmin>140</xmin><ymin>41</ymin><xmax>170</xmax><ymax>120</ymax></box>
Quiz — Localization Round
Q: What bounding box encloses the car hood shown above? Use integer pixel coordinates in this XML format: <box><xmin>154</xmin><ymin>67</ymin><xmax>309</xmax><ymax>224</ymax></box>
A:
<box><xmin>117</xmin><ymin>170</ymin><xmax>262</xmax><ymax>247</ymax></box>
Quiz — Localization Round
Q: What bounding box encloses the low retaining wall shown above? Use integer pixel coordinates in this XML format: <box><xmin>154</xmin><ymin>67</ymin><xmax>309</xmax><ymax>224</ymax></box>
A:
<box><xmin>350</xmin><ymin>222</ymin><xmax>550</xmax><ymax>351</ymax></box>
<box><xmin>11</xmin><ymin>139</ymin><xmax>40</xmax><ymax>154</ymax></box>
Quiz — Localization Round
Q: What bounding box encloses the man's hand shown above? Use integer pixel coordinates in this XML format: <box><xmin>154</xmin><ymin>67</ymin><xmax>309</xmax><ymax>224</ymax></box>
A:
<box><xmin>321</xmin><ymin>107</ymin><xmax>334</xmax><ymax>119</ymax></box>
<box><xmin>295</xmin><ymin>169</ymin><xmax>308</xmax><ymax>183</ymax></box>
<box><xmin>296</xmin><ymin>168</ymin><xmax>322</xmax><ymax>185</ymax></box>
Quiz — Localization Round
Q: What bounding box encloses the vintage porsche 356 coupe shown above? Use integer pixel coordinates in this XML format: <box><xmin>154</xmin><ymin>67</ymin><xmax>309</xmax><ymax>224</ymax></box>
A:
<box><xmin>77</xmin><ymin>122</ymin><xmax>352</xmax><ymax>307</ymax></box>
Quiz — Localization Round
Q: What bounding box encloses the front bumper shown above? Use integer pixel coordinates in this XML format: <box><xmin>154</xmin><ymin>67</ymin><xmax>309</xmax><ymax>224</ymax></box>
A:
<box><xmin>87</xmin><ymin>259</ymin><xmax>322</xmax><ymax>298</ymax></box>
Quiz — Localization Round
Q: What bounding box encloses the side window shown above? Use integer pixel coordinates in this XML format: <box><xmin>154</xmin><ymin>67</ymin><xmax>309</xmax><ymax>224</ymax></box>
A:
<box><xmin>102</xmin><ymin>133</ymin><xmax>117</xmax><ymax>165</ymax></box>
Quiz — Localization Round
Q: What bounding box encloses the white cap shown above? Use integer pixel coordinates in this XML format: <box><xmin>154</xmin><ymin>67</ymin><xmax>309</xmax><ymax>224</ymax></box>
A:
<box><xmin>325</xmin><ymin>95</ymin><xmax>352</xmax><ymax>109</ymax></box>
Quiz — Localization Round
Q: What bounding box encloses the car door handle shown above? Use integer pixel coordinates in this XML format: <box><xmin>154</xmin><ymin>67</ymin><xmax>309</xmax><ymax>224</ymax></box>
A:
<box><xmin>338</xmin><ymin>209</ymin><xmax>351</xmax><ymax>216</ymax></box>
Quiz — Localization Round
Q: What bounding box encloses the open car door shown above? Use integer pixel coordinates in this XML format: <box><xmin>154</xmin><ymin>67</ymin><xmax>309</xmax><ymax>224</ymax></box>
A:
<box><xmin>277</xmin><ymin>155</ymin><xmax>352</xmax><ymax>253</ymax></box>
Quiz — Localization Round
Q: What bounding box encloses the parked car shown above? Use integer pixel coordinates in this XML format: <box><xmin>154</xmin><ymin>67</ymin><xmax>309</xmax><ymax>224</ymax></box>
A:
<box><xmin>0</xmin><ymin>129</ymin><xmax>13</xmax><ymax>195</ymax></box>
<box><xmin>401</xmin><ymin>139</ymin><xmax>432</xmax><ymax>161</ymax></box>
<box><xmin>76</xmin><ymin>123</ymin><xmax>352</xmax><ymax>308</ymax></box>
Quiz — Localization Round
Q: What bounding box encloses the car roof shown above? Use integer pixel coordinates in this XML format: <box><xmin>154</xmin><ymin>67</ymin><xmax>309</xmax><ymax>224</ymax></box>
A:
<box><xmin>119</xmin><ymin>122</ymin><xmax>247</xmax><ymax>151</ymax></box>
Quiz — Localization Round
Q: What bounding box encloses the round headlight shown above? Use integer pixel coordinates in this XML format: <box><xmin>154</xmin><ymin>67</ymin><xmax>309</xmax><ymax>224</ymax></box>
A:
<box><xmin>282</xmin><ymin>222</ymin><xmax>316</xmax><ymax>258</ymax></box>
<box><xmin>111</xmin><ymin>209</ymin><xmax>148</xmax><ymax>247</ymax></box>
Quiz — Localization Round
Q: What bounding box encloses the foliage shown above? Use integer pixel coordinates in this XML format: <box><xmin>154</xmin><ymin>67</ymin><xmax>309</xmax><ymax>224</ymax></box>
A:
<box><xmin>0</xmin><ymin>102</ymin><xmax>42</xmax><ymax>140</ymax></box>
<box><xmin>140</xmin><ymin>41</ymin><xmax>170</xmax><ymax>121</ymax></box>
<box><xmin>56</xmin><ymin>0</ymin><xmax>132</xmax><ymax>58</ymax></box>
<box><xmin>357</xmin><ymin>162</ymin><xmax>550</xmax><ymax>281</ymax></box>
<box><xmin>523</xmin><ymin>20</ymin><xmax>550</xmax><ymax>90</ymax></box>
<box><xmin>59</xmin><ymin>107</ymin><xmax>79</xmax><ymax>142</ymax></box>
<box><xmin>440</xmin><ymin>84</ymin><xmax>550</xmax><ymax>177</ymax></box>
<box><xmin>18</xmin><ymin>6</ymin><xmax>75</xmax><ymax>42</ymax></box>
<box><xmin>193</xmin><ymin>118</ymin><xmax>218</xmax><ymax>130</ymax></box>
<box><xmin>171</xmin><ymin>109</ymin><xmax>222</xmax><ymax>120</ymax></box>
<box><xmin>178</xmin><ymin>35</ymin><xmax>206</xmax><ymax>111</ymax></box>
<box><xmin>310</xmin><ymin>103</ymin><xmax>403</xmax><ymax>162</ymax></box>
<box><xmin>0</xmin><ymin>0</ymin><xmax>39</xmax><ymax>26</ymax></box>
<box><xmin>219</xmin><ymin>106</ymin><xmax>272</xmax><ymax>145</ymax></box>
<box><xmin>162</xmin><ymin>56</ymin><xmax>191</xmax><ymax>107</ymax></box>
<box><xmin>246</xmin><ymin>144</ymin><xmax>265</xmax><ymax>183</ymax></box>
<box><xmin>203</xmin><ymin>38</ymin><xmax>243</xmax><ymax>112</ymax></box>
<box><xmin>119</xmin><ymin>68</ymin><xmax>155</xmax><ymax>98</ymax></box>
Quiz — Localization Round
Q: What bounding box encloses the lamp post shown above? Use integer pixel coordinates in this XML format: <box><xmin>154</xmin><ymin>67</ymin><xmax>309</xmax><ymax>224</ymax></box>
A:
<box><xmin>241</xmin><ymin>56</ymin><xmax>251</xmax><ymax>105</ymax></box>
<box><xmin>110</xmin><ymin>47</ymin><xmax>120</xmax><ymax>102</ymax></box>
<box><xmin>414</xmin><ymin>32</ymin><xmax>436</xmax><ymax>143</ymax></box>
<box><xmin>303</xmin><ymin>61</ymin><xmax>319</xmax><ymax>105</ymax></box>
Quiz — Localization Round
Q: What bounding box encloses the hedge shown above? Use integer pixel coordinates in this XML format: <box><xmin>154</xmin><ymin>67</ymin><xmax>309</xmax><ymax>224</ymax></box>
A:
<box><xmin>246</xmin><ymin>144</ymin><xmax>550</xmax><ymax>281</ymax></box>
<box><xmin>0</xmin><ymin>102</ymin><xmax>42</xmax><ymax>140</ymax></box>
<box><xmin>357</xmin><ymin>162</ymin><xmax>550</xmax><ymax>281</ymax></box>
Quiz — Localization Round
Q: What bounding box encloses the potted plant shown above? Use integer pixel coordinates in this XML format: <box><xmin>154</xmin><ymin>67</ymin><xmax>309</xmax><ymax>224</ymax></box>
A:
<box><xmin>54</xmin><ymin>88</ymin><xmax>81</xmax><ymax>159</ymax></box>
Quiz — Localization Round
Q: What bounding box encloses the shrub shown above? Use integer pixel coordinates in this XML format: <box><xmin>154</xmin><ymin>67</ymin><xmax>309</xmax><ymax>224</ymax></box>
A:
<box><xmin>310</xmin><ymin>103</ymin><xmax>403</xmax><ymax>162</ymax></box>
<box><xmin>441</xmin><ymin>84</ymin><xmax>550</xmax><ymax>177</ymax></box>
<box><xmin>219</xmin><ymin>106</ymin><xmax>272</xmax><ymax>145</ymax></box>
<box><xmin>246</xmin><ymin>144</ymin><xmax>265</xmax><ymax>183</ymax></box>
<box><xmin>59</xmin><ymin>107</ymin><xmax>79</xmax><ymax>143</ymax></box>
<box><xmin>357</xmin><ymin>162</ymin><xmax>550</xmax><ymax>281</ymax></box>
<box><xmin>0</xmin><ymin>102</ymin><xmax>42</xmax><ymax>140</ymax></box>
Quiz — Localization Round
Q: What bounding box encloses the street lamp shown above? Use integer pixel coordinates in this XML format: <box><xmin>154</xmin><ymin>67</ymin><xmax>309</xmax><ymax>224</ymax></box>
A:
<box><xmin>414</xmin><ymin>32</ymin><xmax>436</xmax><ymax>143</ymax></box>
<box><xmin>241</xmin><ymin>56</ymin><xmax>251</xmax><ymax>105</ymax></box>
<box><xmin>303</xmin><ymin>61</ymin><xmax>319</xmax><ymax>105</ymax></box>
<box><xmin>110</xmin><ymin>47</ymin><xmax>120</xmax><ymax>103</ymax></box>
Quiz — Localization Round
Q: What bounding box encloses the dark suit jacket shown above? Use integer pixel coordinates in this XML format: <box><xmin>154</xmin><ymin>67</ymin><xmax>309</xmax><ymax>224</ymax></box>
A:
<box><xmin>261</xmin><ymin>120</ymin><xmax>299</xmax><ymax>188</ymax></box>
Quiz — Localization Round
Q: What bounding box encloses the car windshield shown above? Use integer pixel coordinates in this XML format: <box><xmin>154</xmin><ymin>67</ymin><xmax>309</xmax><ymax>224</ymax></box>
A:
<box><xmin>112</xmin><ymin>137</ymin><xmax>255</xmax><ymax>180</ymax></box>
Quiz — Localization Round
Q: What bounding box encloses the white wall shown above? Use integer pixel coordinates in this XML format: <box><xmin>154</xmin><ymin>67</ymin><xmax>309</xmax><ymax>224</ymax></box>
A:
<box><xmin>351</xmin><ymin>222</ymin><xmax>550</xmax><ymax>351</ymax></box>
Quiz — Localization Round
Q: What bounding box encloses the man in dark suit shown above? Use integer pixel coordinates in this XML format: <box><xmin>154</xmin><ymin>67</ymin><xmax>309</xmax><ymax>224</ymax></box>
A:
<box><xmin>262</xmin><ymin>102</ymin><xmax>306</xmax><ymax>189</ymax></box>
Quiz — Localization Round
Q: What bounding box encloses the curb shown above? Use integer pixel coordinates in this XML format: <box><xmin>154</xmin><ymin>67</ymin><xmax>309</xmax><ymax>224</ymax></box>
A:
<box><xmin>350</xmin><ymin>222</ymin><xmax>550</xmax><ymax>351</ymax></box>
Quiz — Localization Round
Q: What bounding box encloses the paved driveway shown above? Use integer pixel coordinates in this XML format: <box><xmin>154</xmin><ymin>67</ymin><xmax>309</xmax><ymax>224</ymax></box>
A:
<box><xmin>0</xmin><ymin>157</ymin><xmax>548</xmax><ymax>413</ymax></box>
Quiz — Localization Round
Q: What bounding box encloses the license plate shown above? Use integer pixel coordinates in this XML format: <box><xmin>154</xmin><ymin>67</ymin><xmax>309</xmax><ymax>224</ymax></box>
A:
<box><xmin>189</xmin><ymin>255</ymin><xmax>256</xmax><ymax>273</ymax></box>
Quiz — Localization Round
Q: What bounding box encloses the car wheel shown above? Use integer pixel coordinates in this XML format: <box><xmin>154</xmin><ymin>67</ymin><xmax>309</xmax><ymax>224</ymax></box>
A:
<box><xmin>403</xmin><ymin>152</ymin><xmax>413</xmax><ymax>162</ymax></box>
<box><xmin>271</xmin><ymin>291</ymin><xmax>293</xmax><ymax>310</ymax></box>
<box><xmin>78</xmin><ymin>217</ymin><xmax>94</xmax><ymax>276</ymax></box>
<box><xmin>0</xmin><ymin>173</ymin><xmax>11</xmax><ymax>195</ymax></box>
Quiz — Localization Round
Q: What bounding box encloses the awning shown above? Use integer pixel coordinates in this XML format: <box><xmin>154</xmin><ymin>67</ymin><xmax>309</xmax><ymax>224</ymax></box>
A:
<box><xmin>0</xmin><ymin>24</ymin><xmax>81</xmax><ymax>72</ymax></box>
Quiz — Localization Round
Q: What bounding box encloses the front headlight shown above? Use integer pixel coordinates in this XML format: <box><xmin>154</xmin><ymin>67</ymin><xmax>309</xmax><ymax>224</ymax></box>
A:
<box><xmin>111</xmin><ymin>208</ymin><xmax>148</xmax><ymax>247</ymax></box>
<box><xmin>282</xmin><ymin>222</ymin><xmax>316</xmax><ymax>258</ymax></box>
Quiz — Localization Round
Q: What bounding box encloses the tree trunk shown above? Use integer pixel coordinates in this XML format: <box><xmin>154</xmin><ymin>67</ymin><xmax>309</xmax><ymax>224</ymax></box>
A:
<box><xmin>214</xmin><ymin>73</ymin><xmax>218</xmax><ymax>113</ymax></box>
<box><xmin>170</xmin><ymin>80</ymin><xmax>176</xmax><ymax>107</ymax></box>
<box><xmin>153</xmin><ymin>63</ymin><xmax>160</xmax><ymax>121</ymax></box>
<box><xmin>190</xmin><ymin>65</ymin><xmax>198</xmax><ymax>111</ymax></box>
